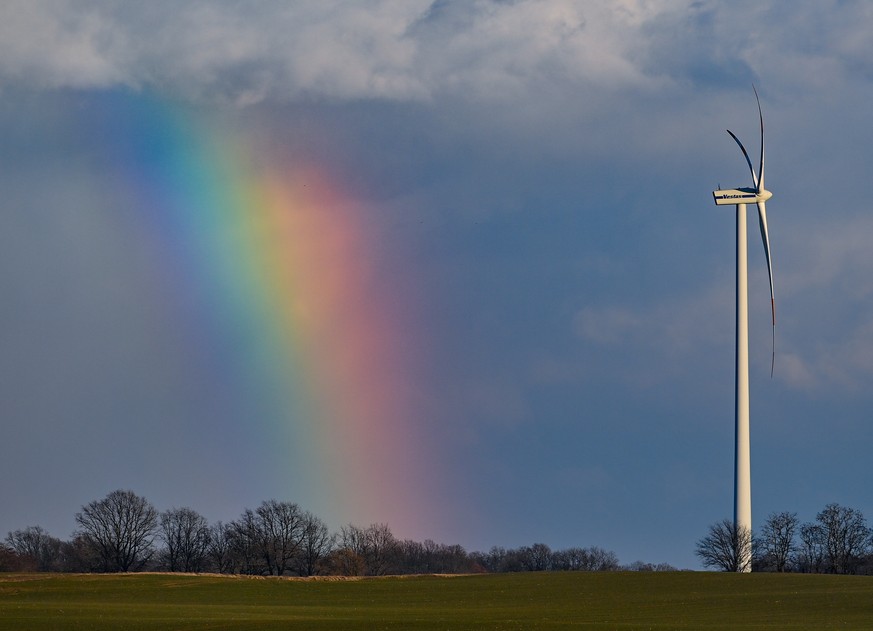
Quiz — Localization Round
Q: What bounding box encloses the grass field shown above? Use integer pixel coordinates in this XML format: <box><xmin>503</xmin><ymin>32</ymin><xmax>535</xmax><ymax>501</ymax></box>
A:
<box><xmin>2</xmin><ymin>571</ymin><xmax>872</xmax><ymax>630</ymax></box>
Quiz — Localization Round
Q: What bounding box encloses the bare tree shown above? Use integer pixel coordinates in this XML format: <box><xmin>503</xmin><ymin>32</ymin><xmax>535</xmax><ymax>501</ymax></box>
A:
<box><xmin>228</xmin><ymin>500</ymin><xmax>305</xmax><ymax>576</ymax></box>
<box><xmin>0</xmin><ymin>543</ymin><xmax>32</xmax><ymax>571</ymax></box>
<box><xmin>396</xmin><ymin>539</ymin><xmax>426</xmax><ymax>573</ymax></box>
<box><xmin>229</xmin><ymin>509</ymin><xmax>265</xmax><ymax>574</ymax></box>
<box><xmin>624</xmin><ymin>561</ymin><xmax>677</xmax><ymax>572</ymax></box>
<box><xmin>581</xmin><ymin>547</ymin><xmax>620</xmax><ymax>571</ymax></box>
<box><xmin>59</xmin><ymin>534</ymin><xmax>102</xmax><ymax>572</ymax></box>
<box><xmin>392</xmin><ymin>539</ymin><xmax>473</xmax><ymax>574</ymax></box>
<box><xmin>552</xmin><ymin>546</ymin><xmax>619</xmax><ymax>572</ymax></box>
<box><xmin>5</xmin><ymin>526</ymin><xmax>63</xmax><ymax>571</ymax></box>
<box><xmin>207</xmin><ymin>521</ymin><xmax>235</xmax><ymax>574</ymax></box>
<box><xmin>294</xmin><ymin>511</ymin><xmax>333</xmax><ymax>576</ymax></box>
<box><xmin>797</xmin><ymin>522</ymin><xmax>825</xmax><ymax>573</ymax></box>
<box><xmin>362</xmin><ymin>523</ymin><xmax>398</xmax><ymax>576</ymax></box>
<box><xmin>757</xmin><ymin>512</ymin><xmax>798</xmax><ymax>572</ymax></box>
<box><xmin>520</xmin><ymin>543</ymin><xmax>552</xmax><ymax>571</ymax></box>
<box><xmin>816</xmin><ymin>503</ymin><xmax>870</xmax><ymax>574</ymax></box>
<box><xmin>469</xmin><ymin>544</ymin><xmax>619</xmax><ymax>574</ymax></box>
<box><xmin>472</xmin><ymin>546</ymin><xmax>510</xmax><ymax>573</ymax></box>
<box><xmin>696</xmin><ymin>519</ymin><xmax>752</xmax><ymax>572</ymax></box>
<box><xmin>255</xmin><ymin>500</ymin><xmax>303</xmax><ymax>576</ymax></box>
<box><xmin>329</xmin><ymin>524</ymin><xmax>367</xmax><ymax>576</ymax></box>
<box><xmin>429</xmin><ymin>542</ymin><xmax>471</xmax><ymax>574</ymax></box>
<box><xmin>159</xmin><ymin>507</ymin><xmax>211</xmax><ymax>572</ymax></box>
<box><xmin>74</xmin><ymin>490</ymin><xmax>158</xmax><ymax>572</ymax></box>
<box><xmin>328</xmin><ymin>523</ymin><xmax>399</xmax><ymax>576</ymax></box>
<box><xmin>551</xmin><ymin>547</ymin><xmax>582</xmax><ymax>571</ymax></box>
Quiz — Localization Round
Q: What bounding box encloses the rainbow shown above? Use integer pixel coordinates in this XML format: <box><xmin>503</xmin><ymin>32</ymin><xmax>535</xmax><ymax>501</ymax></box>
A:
<box><xmin>89</xmin><ymin>94</ymin><xmax>443</xmax><ymax>537</ymax></box>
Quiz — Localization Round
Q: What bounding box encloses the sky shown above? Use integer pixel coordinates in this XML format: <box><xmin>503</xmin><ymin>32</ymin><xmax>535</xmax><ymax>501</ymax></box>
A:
<box><xmin>2</xmin><ymin>0</ymin><xmax>873</xmax><ymax>571</ymax></box>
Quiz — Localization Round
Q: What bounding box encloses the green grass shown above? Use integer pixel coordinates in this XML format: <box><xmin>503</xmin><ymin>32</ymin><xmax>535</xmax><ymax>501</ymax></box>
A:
<box><xmin>1</xmin><ymin>571</ymin><xmax>872</xmax><ymax>630</ymax></box>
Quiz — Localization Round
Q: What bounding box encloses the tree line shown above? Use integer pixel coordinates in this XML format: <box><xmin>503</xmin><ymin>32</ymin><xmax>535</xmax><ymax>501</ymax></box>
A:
<box><xmin>2</xmin><ymin>489</ymin><xmax>667</xmax><ymax>575</ymax></box>
<box><xmin>696</xmin><ymin>503</ymin><xmax>873</xmax><ymax>574</ymax></box>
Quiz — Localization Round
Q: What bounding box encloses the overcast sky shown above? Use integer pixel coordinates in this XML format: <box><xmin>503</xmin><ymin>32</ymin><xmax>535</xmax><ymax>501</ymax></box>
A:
<box><xmin>2</xmin><ymin>0</ymin><xmax>873</xmax><ymax>570</ymax></box>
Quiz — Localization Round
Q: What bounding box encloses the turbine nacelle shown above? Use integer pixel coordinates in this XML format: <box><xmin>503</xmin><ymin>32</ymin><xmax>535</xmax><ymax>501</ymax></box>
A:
<box><xmin>713</xmin><ymin>188</ymin><xmax>773</xmax><ymax>206</ymax></box>
<box><xmin>714</xmin><ymin>86</ymin><xmax>776</xmax><ymax>378</ymax></box>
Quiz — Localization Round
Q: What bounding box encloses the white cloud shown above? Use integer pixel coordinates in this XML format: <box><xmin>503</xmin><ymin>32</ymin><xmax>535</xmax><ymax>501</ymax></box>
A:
<box><xmin>411</xmin><ymin>0</ymin><xmax>670</xmax><ymax>100</ymax></box>
<box><xmin>0</xmin><ymin>0</ymin><xmax>432</xmax><ymax>102</ymax></box>
<box><xmin>0</xmin><ymin>0</ymin><xmax>692</xmax><ymax>105</ymax></box>
<box><xmin>1</xmin><ymin>0</ymin><xmax>871</xmax><ymax>113</ymax></box>
<box><xmin>0</xmin><ymin>1</ymin><xmax>127</xmax><ymax>89</ymax></box>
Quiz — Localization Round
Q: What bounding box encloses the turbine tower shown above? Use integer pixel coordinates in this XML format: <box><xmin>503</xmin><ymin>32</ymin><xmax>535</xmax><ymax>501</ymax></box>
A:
<box><xmin>712</xmin><ymin>87</ymin><xmax>775</xmax><ymax>573</ymax></box>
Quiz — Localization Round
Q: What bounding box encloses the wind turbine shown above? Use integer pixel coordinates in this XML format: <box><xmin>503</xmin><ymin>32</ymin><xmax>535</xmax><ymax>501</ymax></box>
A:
<box><xmin>712</xmin><ymin>86</ymin><xmax>775</xmax><ymax>573</ymax></box>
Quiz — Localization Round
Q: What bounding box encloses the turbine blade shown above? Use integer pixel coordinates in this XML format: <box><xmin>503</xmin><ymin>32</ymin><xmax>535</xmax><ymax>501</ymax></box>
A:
<box><xmin>757</xmin><ymin>200</ymin><xmax>775</xmax><ymax>377</ymax></box>
<box><xmin>753</xmin><ymin>85</ymin><xmax>765</xmax><ymax>193</ymax></box>
<box><xmin>727</xmin><ymin>129</ymin><xmax>758</xmax><ymax>190</ymax></box>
